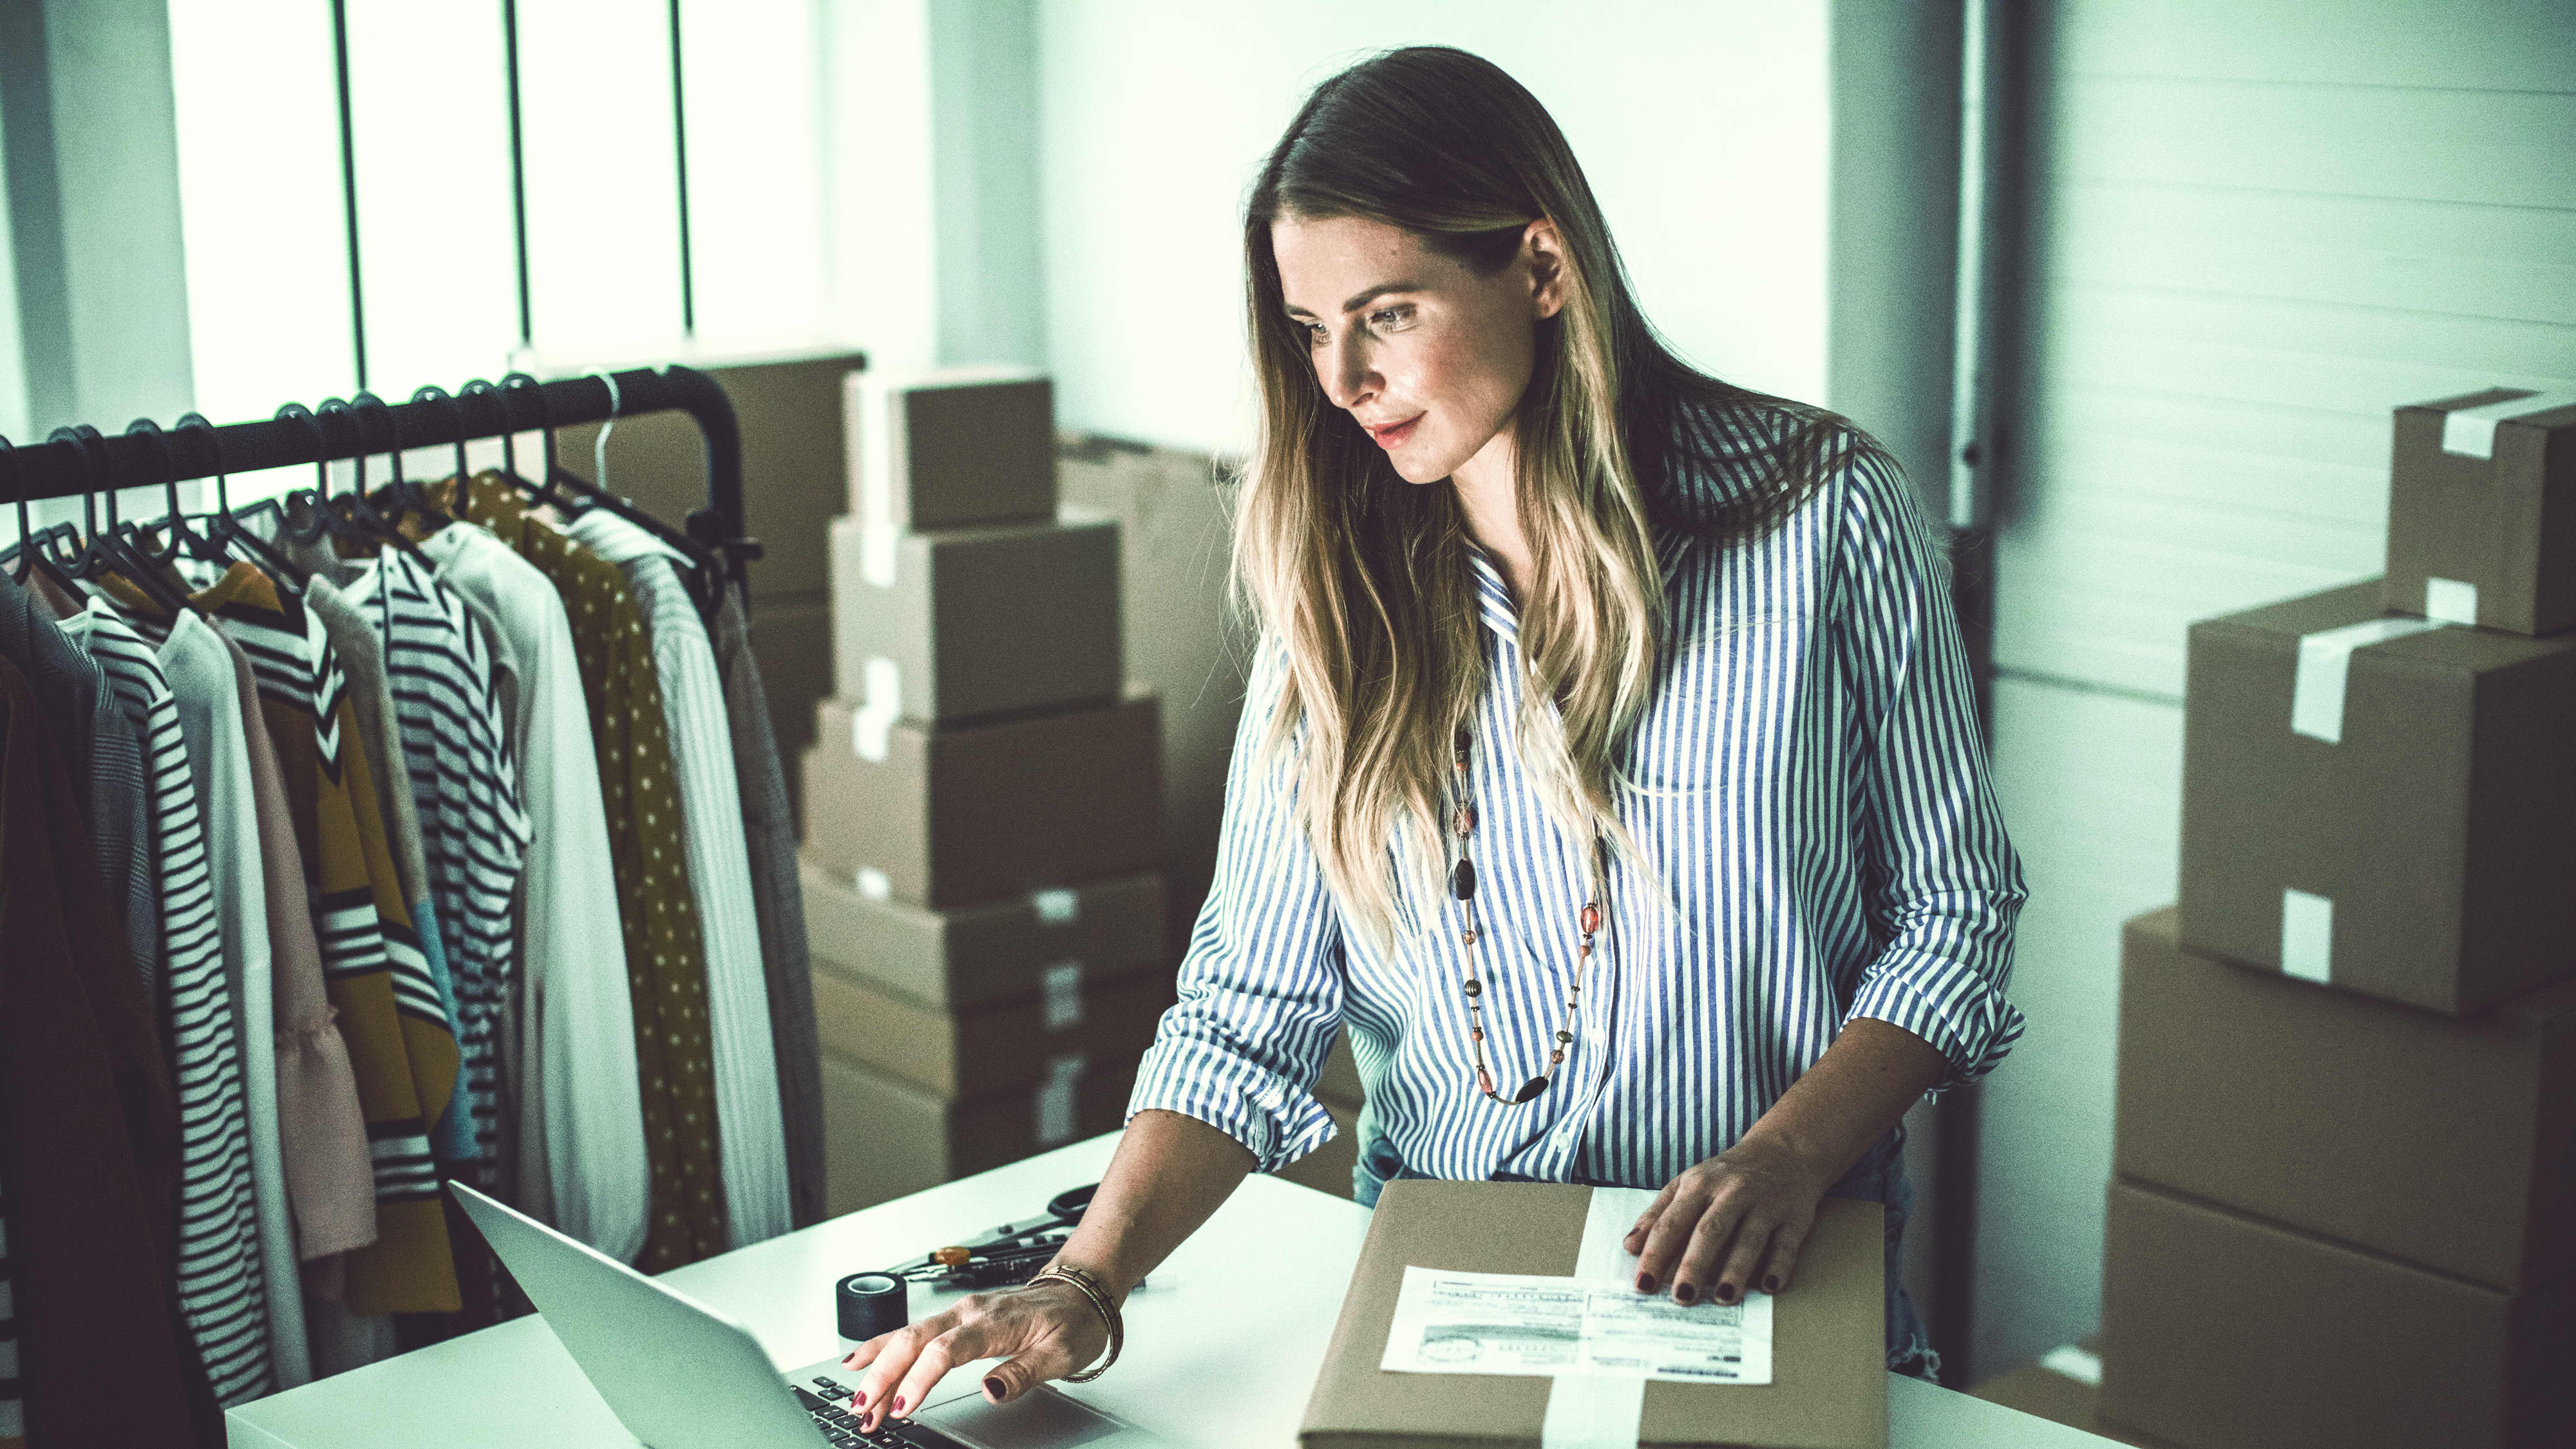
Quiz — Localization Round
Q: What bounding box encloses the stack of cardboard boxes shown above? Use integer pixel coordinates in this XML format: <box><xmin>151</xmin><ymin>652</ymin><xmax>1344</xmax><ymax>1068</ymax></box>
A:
<box><xmin>2104</xmin><ymin>388</ymin><xmax>2576</xmax><ymax>1449</ymax></box>
<box><xmin>801</xmin><ymin>366</ymin><xmax>1170</xmax><ymax>1216</ymax></box>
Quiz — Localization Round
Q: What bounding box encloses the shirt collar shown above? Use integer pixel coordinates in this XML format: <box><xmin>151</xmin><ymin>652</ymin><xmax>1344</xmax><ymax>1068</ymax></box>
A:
<box><xmin>1465</xmin><ymin>544</ymin><xmax>1519</xmax><ymax>642</ymax></box>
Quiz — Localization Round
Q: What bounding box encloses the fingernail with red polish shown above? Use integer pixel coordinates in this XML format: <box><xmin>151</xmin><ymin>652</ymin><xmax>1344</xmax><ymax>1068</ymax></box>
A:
<box><xmin>1763</xmin><ymin>1275</ymin><xmax>1780</xmax><ymax>1293</ymax></box>
<box><xmin>1716</xmin><ymin>1283</ymin><xmax>1737</xmax><ymax>1303</ymax></box>
<box><xmin>1635</xmin><ymin>1272</ymin><xmax>1657</xmax><ymax>1293</ymax></box>
<box><xmin>891</xmin><ymin>1397</ymin><xmax>906</xmax><ymax>1416</ymax></box>
<box><xmin>1674</xmin><ymin>1282</ymin><xmax>1697</xmax><ymax>1304</ymax></box>
<box><xmin>984</xmin><ymin>1376</ymin><xmax>1007</xmax><ymax>1399</ymax></box>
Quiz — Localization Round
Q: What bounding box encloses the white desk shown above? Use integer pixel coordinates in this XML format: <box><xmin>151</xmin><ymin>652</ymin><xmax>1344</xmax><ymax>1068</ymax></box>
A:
<box><xmin>228</xmin><ymin>1133</ymin><xmax>2121</xmax><ymax>1448</ymax></box>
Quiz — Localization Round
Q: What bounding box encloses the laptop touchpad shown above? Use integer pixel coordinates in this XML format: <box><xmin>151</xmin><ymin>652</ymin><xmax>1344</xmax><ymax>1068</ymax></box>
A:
<box><xmin>918</xmin><ymin>1386</ymin><xmax>1135</xmax><ymax>1448</ymax></box>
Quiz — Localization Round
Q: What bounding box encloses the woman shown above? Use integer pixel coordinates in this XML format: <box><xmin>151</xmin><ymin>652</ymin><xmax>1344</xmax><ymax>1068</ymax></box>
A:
<box><xmin>844</xmin><ymin>45</ymin><xmax>2023</xmax><ymax>1428</ymax></box>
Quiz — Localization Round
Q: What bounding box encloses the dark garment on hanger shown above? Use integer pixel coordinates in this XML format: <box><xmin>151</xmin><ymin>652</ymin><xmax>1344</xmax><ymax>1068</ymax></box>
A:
<box><xmin>0</xmin><ymin>570</ymin><xmax>158</xmax><ymax>999</ymax></box>
<box><xmin>712</xmin><ymin>591</ymin><xmax>824</xmax><ymax>1229</ymax></box>
<box><xmin>0</xmin><ymin>655</ymin><xmax>200</xmax><ymax>1447</ymax></box>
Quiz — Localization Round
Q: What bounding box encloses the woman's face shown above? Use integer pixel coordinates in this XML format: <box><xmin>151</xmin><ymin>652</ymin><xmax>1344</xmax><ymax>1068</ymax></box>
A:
<box><xmin>1273</xmin><ymin>214</ymin><xmax>1563</xmax><ymax>485</ymax></box>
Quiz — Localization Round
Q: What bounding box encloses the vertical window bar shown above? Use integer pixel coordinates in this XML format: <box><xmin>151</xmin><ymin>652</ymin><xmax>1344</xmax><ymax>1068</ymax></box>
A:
<box><xmin>504</xmin><ymin>0</ymin><xmax>533</xmax><ymax>349</ymax></box>
<box><xmin>668</xmin><ymin>0</ymin><xmax>696</xmax><ymax>336</ymax></box>
<box><xmin>330</xmin><ymin>0</ymin><xmax>367</xmax><ymax>389</ymax></box>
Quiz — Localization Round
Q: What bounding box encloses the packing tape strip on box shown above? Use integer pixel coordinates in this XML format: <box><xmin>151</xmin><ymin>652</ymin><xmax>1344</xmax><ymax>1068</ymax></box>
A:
<box><xmin>2282</xmin><ymin>888</ymin><xmax>2334</xmax><ymax>984</ymax></box>
<box><xmin>1042</xmin><ymin>961</ymin><xmax>1085</xmax><ymax>1030</ymax></box>
<box><xmin>1036</xmin><ymin>1054</ymin><xmax>1088</xmax><ymax>1148</ymax></box>
<box><xmin>853</xmin><ymin>658</ymin><xmax>901</xmax><ymax>762</ymax></box>
<box><xmin>2424</xmin><ymin>577</ymin><xmax>2479</xmax><ymax>626</ymax></box>
<box><xmin>1539</xmin><ymin>1186</ymin><xmax>1661</xmax><ymax>1449</ymax></box>
<box><xmin>2291</xmin><ymin>616</ymin><xmax>2445</xmax><ymax>744</ymax></box>
<box><xmin>2440</xmin><ymin>388</ymin><xmax>2576</xmax><ymax>460</ymax></box>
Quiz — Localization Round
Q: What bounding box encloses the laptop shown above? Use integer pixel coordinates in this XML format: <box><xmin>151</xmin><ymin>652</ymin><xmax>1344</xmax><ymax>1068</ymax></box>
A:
<box><xmin>449</xmin><ymin>1180</ymin><xmax>1160</xmax><ymax>1448</ymax></box>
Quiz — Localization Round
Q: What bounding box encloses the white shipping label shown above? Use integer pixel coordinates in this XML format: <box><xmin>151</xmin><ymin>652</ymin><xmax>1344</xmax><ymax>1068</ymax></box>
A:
<box><xmin>1030</xmin><ymin>888</ymin><xmax>1079</xmax><ymax>924</ymax></box>
<box><xmin>2282</xmin><ymin>889</ymin><xmax>2334</xmax><ymax>984</ymax></box>
<box><xmin>860</xmin><ymin>523</ymin><xmax>900</xmax><ymax>589</ymax></box>
<box><xmin>855</xmin><ymin>867</ymin><xmax>892</xmax><ymax>901</ymax></box>
<box><xmin>2441</xmin><ymin>390</ymin><xmax>2576</xmax><ymax>459</ymax></box>
<box><xmin>1540</xmin><ymin>1188</ymin><xmax>1660</xmax><ymax>1447</ymax></box>
<box><xmin>2425</xmin><ymin>578</ymin><xmax>2479</xmax><ymax>626</ymax></box>
<box><xmin>2291</xmin><ymin>617</ymin><xmax>2443</xmax><ymax>743</ymax></box>
<box><xmin>1380</xmin><ymin>1266</ymin><xmax>1773</xmax><ymax>1386</ymax></box>
<box><xmin>1042</xmin><ymin>961</ymin><xmax>1085</xmax><ymax>1030</ymax></box>
<box><xmin>1036</xmin><ymin>1055</ymin><xmax>1086</xmax><ymax>1147</ymax></box>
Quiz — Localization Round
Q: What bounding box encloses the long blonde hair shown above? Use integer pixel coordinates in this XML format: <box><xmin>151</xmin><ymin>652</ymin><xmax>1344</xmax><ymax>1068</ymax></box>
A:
<box><xmin>1237</xmin><ymin>47</ymin><xmax>1874</xmax><ymax>947</ymax></box>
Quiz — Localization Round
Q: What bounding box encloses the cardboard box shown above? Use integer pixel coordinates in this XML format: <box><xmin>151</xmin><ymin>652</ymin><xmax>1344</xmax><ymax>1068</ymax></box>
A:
<box><xmin>847</xmin><ymin>365</ymin><xmax>1056</xmax><ymax>531</ymax></box>
<box><xmin>800</xmin><ymin>688</ymin><xmax>1162</xmax><ymax>909</ymax></box>
<box><xmin>802</xmin><ymin>859</ymin><xmax>1166</xmax><ymax>1011</ymax></box>
<box><xmin>2117</xmin><ymin>907</ymin><xmax>2576</xmax><ymax>1291</ymax></box>
<box><xmin>2382</xmin><ymin>387</ymin><xmax>2576</xmax><ymax>636</ymax></box>
<box><xmin>1057</xmin><ymin>433</ymin><xmax>1249</xmax><ymax>958</ymax></box>
<box><xmin>554</xmin><ymin>349</ymin><xmax>868</xmax><ymax>603</ymax></box>
<box><xmin>818</xmin><ymin>1048</ymin><xmax>1137</xmax><ymax>1218</ymax></box>
<box><xmin>826</xmin><ymin>511</ymin><xmax>1122</xmax><ymax>723</ymax></box>
<box><xmin>810</xmin><ymin>960</ymin><xmax>1172</xmax><ymax>1098</ymax></box>
<box><xmin>1301</xmin><ymin>1182</ymin><xmax>1886</xmax><ymax>1449</ymax></box>
<box><xmin>1271</xmin><ymin>1099</ymin><xmax>1360</xmax><ymax>1202</ymax></box>
<box><xmin>2177</xmin><ymin>580</ymin><xmax>2576</xmax><ymax>1014</ymax></box>
<box><xmin>2099</xmin><ymin>1178</ymin><xmax>2576</xmax><ymax>1449</ymax></box>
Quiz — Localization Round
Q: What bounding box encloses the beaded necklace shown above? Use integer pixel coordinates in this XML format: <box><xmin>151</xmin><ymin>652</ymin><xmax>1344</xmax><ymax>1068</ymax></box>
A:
<box><xmin>1448</xmin><ymin>723</ymin><xmax>1602</xmax><ymax>1106</ymax></box>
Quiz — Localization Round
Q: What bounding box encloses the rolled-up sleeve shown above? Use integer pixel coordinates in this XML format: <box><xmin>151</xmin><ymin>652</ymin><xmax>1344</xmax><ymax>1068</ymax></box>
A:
<box><xmin>1828</xmin><ymin>448</ymin><xmax>2029</xmax><ymax>1092</ymax></box>
<box><xmin>1127</xmin><ymin>641</ymin><xmax>1346</xmax><ymax>1171</ymax></box>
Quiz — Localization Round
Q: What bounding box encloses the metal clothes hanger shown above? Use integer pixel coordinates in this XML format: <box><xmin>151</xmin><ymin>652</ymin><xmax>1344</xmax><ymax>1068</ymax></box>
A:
<box><xmin>531</xmin><ymin>370</ymin><xmax>726</xmax><ymax>612</ymax></box>
<box><xmin>52</xmin><ymin>424</ymin><xmax>192</xmax><ymax>616</ymax></box>
<box><xmin>176</xmin><ymin>412</ymin><xmax>306</xmax><ymax>589</ymax></box>
<box><xmin>5</xmin><ymin>435</ymin><xmax>84</xmax><ymax>596</ymax></box>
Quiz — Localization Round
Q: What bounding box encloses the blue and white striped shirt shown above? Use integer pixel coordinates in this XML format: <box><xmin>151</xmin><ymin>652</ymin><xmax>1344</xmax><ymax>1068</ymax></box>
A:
<box><xmin>1128</xmin><ymin>404</ymin><xmax>2028</xmax><ymax>1188</ymax></box>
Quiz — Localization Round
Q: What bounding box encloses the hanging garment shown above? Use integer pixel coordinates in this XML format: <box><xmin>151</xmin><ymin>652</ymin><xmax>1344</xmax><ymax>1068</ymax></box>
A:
<box><xmin>221</xmin><ymin>627</ymin><xmax>377</xmax><ymax>1268</ymax></box>
<box><xmin>337</xmin><ymin>550</ymin><xmax>530</xmax><ymax>1182</ymax></box>
<box><xmin>568</xmin><ymin>512</ymin><xmax>789</xmax><ymax>1247</ymax></box>
<box><xmin>58</xmin><ymin>596</ymin><xmax>271</xmax><ymax>1404</ymax></box>
<box><xmin>0</xmin><ymin>571</ymin><xmax>158</xmax><ymax>998</ymax></box>
<box><xmin>0</xmin><ymin>654</ymin><xmax>199</xmax><ymax>1447</ymax></box>
<box><xmin>189</xmin><ymin>561</ymin><xmax>462</xmax><ymax>1314</ymax></box>
<box><xmin>153</xmin><ymin>602</ymin><xmax>314</xmax><ymax>1390</ymax></box>
<box><xmin>415</xmin><ymin>518</ymin><xmax>646</xmax><ymax>1261</ymax></box>
<box><xmin>304</xmin><ymin>574</ymin><xmax>473</xmax><ymax>1168</ymax></box>
<box><xmin>434</xmin><ymin>477</ymin><xmax>726</xmax><ymax>1269</ymax></box>
<box><xmin>711</xmin><ymin>591</ymin><xmax>824</xmax><ymax>1229</ymax></box>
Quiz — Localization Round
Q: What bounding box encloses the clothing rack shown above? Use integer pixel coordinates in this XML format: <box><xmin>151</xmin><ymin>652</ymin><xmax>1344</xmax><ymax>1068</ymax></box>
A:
<box><xmin>0</xmin><ymin>365</ymin><xmax>757</xmax><ymax>600</ymax></box>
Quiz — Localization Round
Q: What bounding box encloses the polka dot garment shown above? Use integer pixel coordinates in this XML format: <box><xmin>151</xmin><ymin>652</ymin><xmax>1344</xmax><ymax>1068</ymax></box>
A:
<box><xmin>439</xmin><ymin>473</ymin><xmax>730</xmax><ymax>1271</ymax></box>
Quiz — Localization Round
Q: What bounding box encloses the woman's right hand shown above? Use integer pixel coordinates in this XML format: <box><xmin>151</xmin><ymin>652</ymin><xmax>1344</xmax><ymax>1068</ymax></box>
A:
<box><xmin>839</xmin><ymin>1276</ymin><xmax>1110</xmax><ymax>1434</ymax></box>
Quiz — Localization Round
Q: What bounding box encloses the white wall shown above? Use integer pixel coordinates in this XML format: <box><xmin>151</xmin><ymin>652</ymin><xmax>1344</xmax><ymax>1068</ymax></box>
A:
<box><xmin>1975</xmin><ymin>0</ymin><xmax>2576</xmax><ymax>1376</ymax></box>
<box><xmin>1032</xmin><ymin>0</ymin><xmax>1832</xmax><ymax>457</ymax></box>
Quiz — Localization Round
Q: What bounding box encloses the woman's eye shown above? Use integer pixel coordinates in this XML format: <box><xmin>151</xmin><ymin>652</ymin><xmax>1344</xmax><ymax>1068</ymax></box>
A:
<box><xmin>1368</xmin><ymin>308</ymin><xmax>1409</xmax><ymax>330</ymax></box>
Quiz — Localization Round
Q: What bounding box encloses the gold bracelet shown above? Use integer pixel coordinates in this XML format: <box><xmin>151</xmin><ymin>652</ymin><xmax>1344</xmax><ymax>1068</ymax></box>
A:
<box><xmin>1028</xmin><ymin>1264</ymin><xmax>1122</xmax><ymax>1383</ymax></box>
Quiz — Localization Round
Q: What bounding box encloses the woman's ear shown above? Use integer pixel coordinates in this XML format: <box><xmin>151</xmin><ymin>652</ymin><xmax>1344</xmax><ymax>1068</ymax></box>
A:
<box><xmin>1524</xmin><ymin>220</ymin><xmax>1568</xmax><ymax>321</ymax></box>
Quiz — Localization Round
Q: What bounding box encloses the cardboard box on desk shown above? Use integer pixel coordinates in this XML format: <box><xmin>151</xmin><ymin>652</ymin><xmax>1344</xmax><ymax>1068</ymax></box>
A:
<box><xmin>1301</xmin><ymin>1181</ymin><xmax>1886</xmax><ymax>1449</ymax></box>
<box><xmin>2099</xmin><ymin>1177</ymin><xmax>2576</xmax><ymax>1449</ymax></box>
<box><xmin>826</xmin><ymin>511</ymin><xmax>1121</xmax><ymax>722</ymax></box>
<box><xmin>846</xmin><ymin>365</ymin><xmax>1056</xmax><ymax>531</ymax></box>
<box><xmin>2117</xmin><ymin>907</ymin><xmax>2576</xmax><ymax>1292</ymax></box>
<box><xmin>817</xmin><ymin>1048</ymin><xmax>1137</xmax><ymax>1218</ymax></box>
<box><xmin>2382</xmin><ymin>387</ymin><xmax>2576</xmax><ymax>636</ymax></box>
<box><xmin>2178</xmin><ymin>580</ymin><xmax>2576</xmax><ymax>1014</ymax></box>
<box><xmin>810</xmin><ymin>960</ymin><xmax>1171</xmax><ymax>1099</ymax></box>
<box><xmin>802</xmin><ymin>859</ymin><xmax>1166</xmax><ymax>1011</ymax></box>
<box><xmin>800</xmin><ymin>688</ymin><xmax>1162</xmax><ymax>909</ymax></box>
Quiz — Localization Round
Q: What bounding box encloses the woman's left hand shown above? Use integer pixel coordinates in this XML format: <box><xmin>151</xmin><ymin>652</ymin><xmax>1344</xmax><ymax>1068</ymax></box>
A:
<box><xmin>1622</xmin><ymin>1133</ymin><xmax>1831</xmax><ymax>1306</ymax></box>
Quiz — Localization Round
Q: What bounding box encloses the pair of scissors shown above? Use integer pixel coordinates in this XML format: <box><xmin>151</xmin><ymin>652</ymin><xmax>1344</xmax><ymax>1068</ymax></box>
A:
<box><xmin>885</xmin><ymin>1184</ymin><xmax>1115</xmax><ymax>1291</ymax></box>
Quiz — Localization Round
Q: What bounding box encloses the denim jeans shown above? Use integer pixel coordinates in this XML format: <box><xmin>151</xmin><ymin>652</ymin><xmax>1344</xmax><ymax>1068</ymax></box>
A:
<box><xmin>1352</xmin><ymin>1129</ymin><xmax>1939</xmax><ymax>1379</ymax></box>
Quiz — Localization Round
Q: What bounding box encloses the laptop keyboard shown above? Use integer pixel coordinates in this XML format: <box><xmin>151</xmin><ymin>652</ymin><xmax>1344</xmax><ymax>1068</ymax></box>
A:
<box><xmin>790</xmin><ymin>1376</ymin><xmax>969</xmax><ymax>1449</ymax></box>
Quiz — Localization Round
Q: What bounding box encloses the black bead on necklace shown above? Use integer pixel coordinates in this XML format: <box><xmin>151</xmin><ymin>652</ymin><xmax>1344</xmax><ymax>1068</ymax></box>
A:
<box><xmin>1448</xmin><ymin>723</ymin><xmax>1600</xmax><ymax>1106</ymax></box>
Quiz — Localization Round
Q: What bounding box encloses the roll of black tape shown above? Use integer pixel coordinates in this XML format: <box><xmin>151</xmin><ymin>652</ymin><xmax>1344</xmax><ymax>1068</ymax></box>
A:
<box><xmin>837</xmin><ymin>1272</ymin><xmax>907</xmax><ymax>1342</ymax></box>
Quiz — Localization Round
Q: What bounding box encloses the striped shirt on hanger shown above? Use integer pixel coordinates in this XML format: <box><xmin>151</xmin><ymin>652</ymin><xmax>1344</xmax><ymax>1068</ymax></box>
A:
<box><xmin>180</xmin><ymin>562</ymin><xmax>464</xmax><ymax>1315</ymax></box>
<box><xmin>61</xmin><ymin>597</ymin><xmax>270</xmax><ymax>1403</ymax></box>
<box><xmin>1130</xmin><ymin>401</ymin><xmax>2029</xmax><ymax>1190</ymax></box>
<box><xmin>345</xmin><ymin>545</ymin><xmax>531</xmax><ymax>1180</ymax></box>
